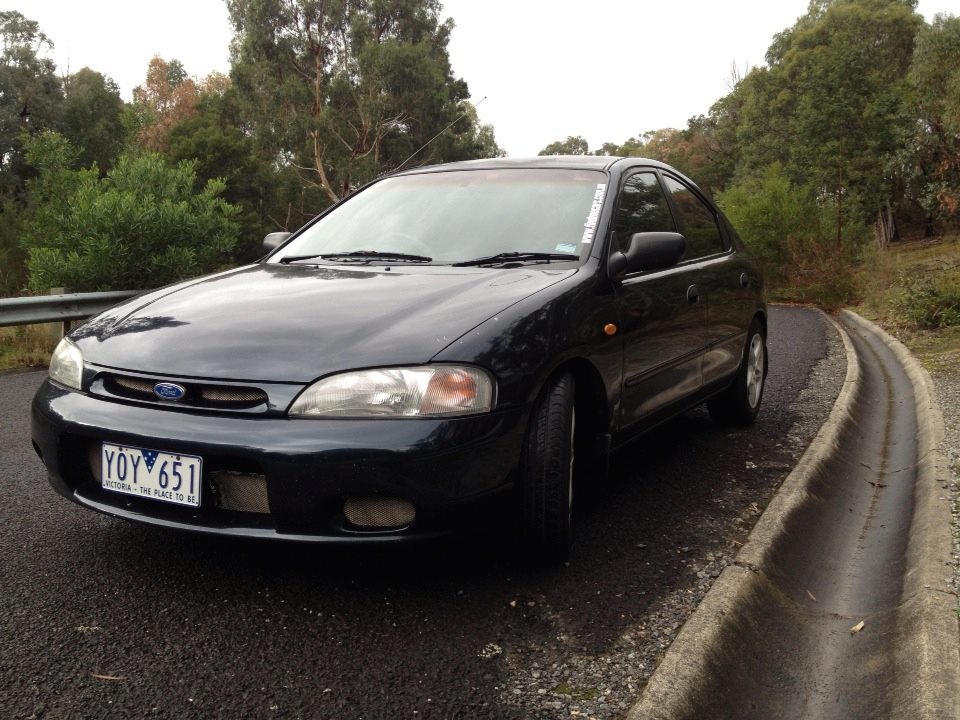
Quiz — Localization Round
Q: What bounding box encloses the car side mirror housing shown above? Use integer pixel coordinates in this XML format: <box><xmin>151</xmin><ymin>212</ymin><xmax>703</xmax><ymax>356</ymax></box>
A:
<box><xmin>263</xmin><ymin>232</ymin><xmax>292</xmax><ymax>253</ymax></box>
<box><xmin>609</xmin><ymin>232</ymin><xmax>687</xmax><ymax>277</ymax></box>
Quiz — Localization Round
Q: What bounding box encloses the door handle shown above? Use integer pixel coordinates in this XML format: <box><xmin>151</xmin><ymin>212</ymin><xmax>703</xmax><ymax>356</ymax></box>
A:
<box><xmin>740</xmin><ymin>272</ymin><xmax>750</xmax><ymax>289</ymax></box>
<box><xmin>686</xmin><ymin>285</ymin><xmax>700</xmax><ymax>303</ymax></box>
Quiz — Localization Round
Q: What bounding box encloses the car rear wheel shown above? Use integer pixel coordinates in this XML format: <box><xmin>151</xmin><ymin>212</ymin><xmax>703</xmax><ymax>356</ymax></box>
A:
<box><xmin>708</xmin><ymin>319</ymin><xmax>767</xmax><ymax>427</ymax></box>
<box><xmin>520</xmin><ymin>372</ymin><xmax>575</xmax><ymax>564</ymax></box>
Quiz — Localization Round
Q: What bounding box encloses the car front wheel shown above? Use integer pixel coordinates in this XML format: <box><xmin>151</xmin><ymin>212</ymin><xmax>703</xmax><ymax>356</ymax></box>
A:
<box><xmin>520</xmin><ymin>372</ymin><xmax>575</xmax><ymax>564</ymax></box>
<box><xmin>708</xmin><ymin>319</ymin><xmax>767</xmax><ymax>427</ymax></box>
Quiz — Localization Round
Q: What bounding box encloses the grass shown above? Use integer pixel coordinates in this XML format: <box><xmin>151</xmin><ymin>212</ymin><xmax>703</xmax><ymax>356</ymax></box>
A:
<box><xmin>853</xmin><ymin>233</ymin><xmax>960</xmax><ymax>372</ymax></box>
<box><xmin>0</xmin><ymin>324</ymin><xmax>56</xmax><ymax>371</ymax></box>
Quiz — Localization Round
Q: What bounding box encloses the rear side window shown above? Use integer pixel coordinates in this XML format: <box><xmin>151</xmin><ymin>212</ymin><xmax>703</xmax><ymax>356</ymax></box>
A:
<box><xmin>662</xmin><ymin>176</ymin><xmax>724</xmax><ymax>260</ymax></box>
<box><xmin>611</xmin><ymin>172</ymin><xmax>676</xmax><ymax>253</ymax></box>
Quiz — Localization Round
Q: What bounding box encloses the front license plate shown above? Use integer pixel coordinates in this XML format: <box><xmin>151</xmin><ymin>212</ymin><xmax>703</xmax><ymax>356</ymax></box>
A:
<box><xmin>101</xmin><ymin>443</ymin><xmax>202</xmax><ymax>507</ymax></box>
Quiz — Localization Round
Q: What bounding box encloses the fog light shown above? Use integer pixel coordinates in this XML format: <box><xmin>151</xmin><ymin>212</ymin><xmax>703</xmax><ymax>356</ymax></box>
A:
<box><xmin>343</xmin><ymin>496</ymin><xmax>415</xmax><ymax>529</ymax></box>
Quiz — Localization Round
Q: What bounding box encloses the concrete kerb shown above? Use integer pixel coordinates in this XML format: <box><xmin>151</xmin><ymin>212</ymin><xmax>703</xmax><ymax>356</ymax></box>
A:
<box><xmin>627</xmin><ymin>309</ymin><xmax>861</xmax><ymax>720</ymax></box>
<box><xmin>839</xmin><ymin>309</ymin><xmax>960</xmax><ymax>719</ymax></box>
<box><xmin>626</xmin><ymin>309</ymin><xmax>960</xmax><ymax>718</ymax></box>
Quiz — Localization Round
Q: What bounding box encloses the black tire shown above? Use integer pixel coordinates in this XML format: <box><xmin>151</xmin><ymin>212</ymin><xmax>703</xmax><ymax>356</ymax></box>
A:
<box><xmin>707</xmin><ymin>319</ymin><xmax>767</xmax><ymax>427</ymax></box>
<box><xmin>520</xmin><ymin>372</ymin><xmax>576</xmax><ymax>564</ymax></box>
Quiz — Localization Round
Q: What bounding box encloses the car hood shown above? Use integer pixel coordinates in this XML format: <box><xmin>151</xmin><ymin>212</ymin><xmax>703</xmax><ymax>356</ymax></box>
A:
<box><xmin>71</xmin><ymin>263</ymin><xmax>577</xmax><ymax>382</ymax></box>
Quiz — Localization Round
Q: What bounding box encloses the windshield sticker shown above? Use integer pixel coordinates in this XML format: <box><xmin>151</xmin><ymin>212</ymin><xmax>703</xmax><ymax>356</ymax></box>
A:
<box><xmin>555</xmin><ymin>242</ymin><xmax>578</xmax><ymax>254</ymax></box>
<box><xmin>581</xmin><ymin>183</ymin><xmax>607</xmax><ymax>244</ymax></box>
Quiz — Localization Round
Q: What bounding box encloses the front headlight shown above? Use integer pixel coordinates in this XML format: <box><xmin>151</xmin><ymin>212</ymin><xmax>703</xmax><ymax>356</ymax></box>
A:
<box><xmin>288</xmin><ymin>365</ymin><xmax>495</xmax><ymax>418</ymax></box>
<box><xmin>48</xmin><ymin>337</ymin><xmax>83</xmax><ymax>390</ymax></box>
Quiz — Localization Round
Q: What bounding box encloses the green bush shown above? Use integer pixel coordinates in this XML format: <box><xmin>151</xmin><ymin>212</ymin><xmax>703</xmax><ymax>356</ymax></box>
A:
<box><xmin>716</xmin><ymin>164</ymin><xmax>869</xmax><ymax>307</ymax></box>
<box><xmin>891</xmin><ymin>270</ymin><xmax>960</xmax><ymax>329</ymax></box>
<box><xmin>20</xmin><ymin>130</ymin><xmax>240</xmax><ymax>292</ymax></box>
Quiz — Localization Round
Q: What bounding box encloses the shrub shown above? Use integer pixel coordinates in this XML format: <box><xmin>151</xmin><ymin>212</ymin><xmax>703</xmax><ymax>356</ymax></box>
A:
<box><xmin>20</xmin><ymin>130</ymin><xmax>240</xmax><ymax>292</ymax></box>
<box><xmin>891</xmin><ymin>270</ymin><xmax>960</xmax><ymax>329</ymax></box>
<box><xmin>716</xmin><ymin>164</ymin><xmax>869</xmax><ymax>307</ymax></box>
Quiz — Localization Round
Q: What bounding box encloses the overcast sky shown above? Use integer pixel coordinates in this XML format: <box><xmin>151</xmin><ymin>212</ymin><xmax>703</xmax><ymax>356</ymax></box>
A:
<box><xmin>21</xmin><ymin>0</ymin><xmax>960</xmax><ymax>156</ymax></box>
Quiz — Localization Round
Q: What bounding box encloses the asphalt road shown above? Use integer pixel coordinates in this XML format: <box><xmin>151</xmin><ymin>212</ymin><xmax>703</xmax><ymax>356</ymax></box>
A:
<box><xmin>0</xmin><ymin>305</ymin><xmax>838</xmax><ymax>720</ymax></box>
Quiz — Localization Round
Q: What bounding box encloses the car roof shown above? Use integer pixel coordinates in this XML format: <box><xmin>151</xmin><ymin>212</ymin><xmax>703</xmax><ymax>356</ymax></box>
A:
<box><xmin>393</xmin><ymin>155</ymin><xmax>674</xmax><ymax>176</ymax></box>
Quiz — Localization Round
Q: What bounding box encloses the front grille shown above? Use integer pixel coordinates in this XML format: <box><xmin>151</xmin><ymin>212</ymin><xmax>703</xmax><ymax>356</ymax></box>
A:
<box><xmin>343</xmin><ymin>496</ymin><xmax>416</xmax><ymax>530</ymax></box>
<box><xmin>200</xmin><ymin>386</ymin><xmax>266</xmax><ymax>404</ymax></box>
<box><xmin>104</xmin><ymin>374</ymin><xmax>268</xmax><ymax>409</ymax></box>
<box><xmin>112</xmin><ymin>375</ymin><xmax>155</xmax><ymax>395</ymax></box>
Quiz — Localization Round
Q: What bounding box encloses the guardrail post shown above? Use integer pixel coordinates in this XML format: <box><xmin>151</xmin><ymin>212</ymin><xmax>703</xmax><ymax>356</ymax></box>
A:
<box><xmin>48</xmin><ymin>287</ymin><xmax>65</xmax><ymax>346</ymax></box>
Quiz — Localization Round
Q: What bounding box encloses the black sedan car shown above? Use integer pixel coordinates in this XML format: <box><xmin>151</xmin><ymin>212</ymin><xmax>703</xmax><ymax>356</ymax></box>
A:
<box><xmin>32</xmin><ymin>156</ymin><xmax>766</xmax><ymax>562</ymax></box>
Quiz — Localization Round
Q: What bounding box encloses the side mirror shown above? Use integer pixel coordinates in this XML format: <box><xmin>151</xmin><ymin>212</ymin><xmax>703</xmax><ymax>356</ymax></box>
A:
<box><xmin>263</xmin><ymin>232</ymin><xmax>292</xmax><ymax>253</ymax></box>
<box><xmin>608</xmin><ymin>232</ymin><xmax>686</xmax><ymax>277</ymax></box>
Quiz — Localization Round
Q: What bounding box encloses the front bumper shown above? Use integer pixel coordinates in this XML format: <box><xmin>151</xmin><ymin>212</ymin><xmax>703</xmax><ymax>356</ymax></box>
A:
<box><xmin>31</xmin><ymin>380</ymin><xmax>527</xmax><ymax>542</ymax></box>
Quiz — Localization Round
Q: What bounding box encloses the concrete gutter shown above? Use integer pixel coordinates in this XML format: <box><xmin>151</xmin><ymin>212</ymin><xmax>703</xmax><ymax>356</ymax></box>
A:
<box><xmin>841</xmin><ymin>311</ymin><xmax>959</xmax><ymax>718</ymax></box>
<box><xmin>628</xmin><ymin>309</ymin><xmax>959</xmax><ymax>720</ymax></box>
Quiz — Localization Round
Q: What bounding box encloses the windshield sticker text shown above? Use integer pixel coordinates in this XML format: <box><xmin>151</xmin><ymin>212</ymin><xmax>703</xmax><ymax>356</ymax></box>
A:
<box><xmin>581</xmin><ymin>184</ymin><xmax>607</xmax><ymax>244</ymax></box>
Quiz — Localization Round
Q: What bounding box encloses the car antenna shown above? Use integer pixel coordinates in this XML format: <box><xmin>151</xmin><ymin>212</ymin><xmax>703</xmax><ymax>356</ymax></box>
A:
<box><xmin>391</xmin><ymin>96</ymin><xmax>488</xmax><ymax>174</ymax></box>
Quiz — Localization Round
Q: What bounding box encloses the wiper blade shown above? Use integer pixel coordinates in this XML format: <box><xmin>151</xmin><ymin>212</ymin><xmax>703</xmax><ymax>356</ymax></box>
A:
<box><xmin>451</xmin><ymin>251</ymin><xmax>579</xmax><ymax>267</ymax></box>
<box><xmin>279</xmin><ymin>250</ymin><xmax>432</xmax><ymax>264</ymax></box>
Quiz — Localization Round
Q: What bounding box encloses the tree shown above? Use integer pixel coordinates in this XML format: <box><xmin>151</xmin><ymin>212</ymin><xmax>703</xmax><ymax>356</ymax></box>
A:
<box><xmin>737</xmin><ymin>0</ymin><xmax>923</xmax><ymax>242</ymax></box>
<box><xmin>422</xmin><ymin>100</ymin><xmax>503</xmax><ymax>164</ymax></box>
<box><xmin>588</xmin><ymin>128</ymin><xmax>731</xmax><ymax>195</ymax></box>
<box><xmin>227</xmin><ymin>0</ymin><xmax>497</xmax><ymax>210</ymax></box>
<box><xmin>538</xmin><ymin>135</ymin><xmax>589</xmax><ymax>156</ymax></box>
<box><xmin>166</xmin><ymin>86</ymin><xmax>295</xmax><ymax>259</ymax></box>
<box><xmin>0</xmin><ymin>11</ymin><xmax>63</xmax><ymax>198</ymax></box>
<box><xmin>21</xmin><ymin>131</ymin><xmax>240</xmax><ymax>292</ymax></box>
<box><xmin>592</xmin><ymin>141</ymin><xmax>622</xmax><ymax>157</ymax></box>
<box><xmin>62</xmin><ymin>68</ymin><xmax>127</xmax><ymax>173</ymax></box>
<box><xmin>132</xmin><ymin>56</ymin><xmax>219</xmax><ymax>152</ymax></box>
<box><xmin>905</xmin><ymin>13</ymin><xmax>960</xmax><ymax>228</ymax></box>
<box><xmin>716</xmin><ymin>163</ymin><xmax>867</xmax><ymax>305</ymax></box>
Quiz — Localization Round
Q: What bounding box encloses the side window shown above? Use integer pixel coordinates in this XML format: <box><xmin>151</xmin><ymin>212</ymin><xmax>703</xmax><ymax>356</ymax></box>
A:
<box><xmin>611</xmin><ymin>172</ymin><xmax>676</xmax><ymax>253</ymax></box>
<box><xmin>662</xmin><ymin>176</ymin><xmax>724</xmax><ymax>260</ymax></box>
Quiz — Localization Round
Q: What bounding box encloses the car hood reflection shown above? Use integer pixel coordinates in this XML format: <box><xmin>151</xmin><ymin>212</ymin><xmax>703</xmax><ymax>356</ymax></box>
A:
<box><xmin>72</xmin><ymin>263</ymin><xmax>577</xmax><ymax>382</ymax></box>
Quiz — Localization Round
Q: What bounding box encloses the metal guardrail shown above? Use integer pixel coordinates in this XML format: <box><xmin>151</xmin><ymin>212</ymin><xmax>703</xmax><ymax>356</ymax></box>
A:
<box><xmin>0</xmin><ymin>290</ymin><xmax>138</xmax><ymax>333</ymax></box>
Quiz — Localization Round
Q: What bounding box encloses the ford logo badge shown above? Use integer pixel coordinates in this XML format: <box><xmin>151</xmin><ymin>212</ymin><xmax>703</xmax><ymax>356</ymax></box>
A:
<box><xmin>153</xmin><ymin>382</ymin><xmax>186</xmax><ymax>401</ymax></box>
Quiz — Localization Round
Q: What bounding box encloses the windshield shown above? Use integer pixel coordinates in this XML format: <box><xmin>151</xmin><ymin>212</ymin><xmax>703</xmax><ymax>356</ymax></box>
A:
<box><xmin>268</xmin><ymin>168</ymin><xmax>608</xmax><ymax>265</ymax></box>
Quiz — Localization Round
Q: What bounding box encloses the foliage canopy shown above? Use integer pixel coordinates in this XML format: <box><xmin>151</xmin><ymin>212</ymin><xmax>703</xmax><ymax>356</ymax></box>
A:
<box><xmin>21</xmin><ymin>131</ymin><xmax>240</xmax><ymax>293</ymax></box>
<box><xmin>226</xmin><ymin>0</ymin><xmax>500</xmax><ymax>212</ymax></box>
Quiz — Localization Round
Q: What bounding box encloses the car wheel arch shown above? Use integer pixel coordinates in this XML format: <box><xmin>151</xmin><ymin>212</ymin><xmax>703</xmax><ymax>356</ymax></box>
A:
<box><xmin>529</xmin><ymin>358</ymin><xmax>612</xmax><ymax>491</ymax></box>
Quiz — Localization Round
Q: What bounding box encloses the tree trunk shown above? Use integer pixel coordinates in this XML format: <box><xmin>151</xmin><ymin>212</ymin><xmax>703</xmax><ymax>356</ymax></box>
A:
<box><xmin>874</xmin><ymin>201</ymin><xmax>896</xmax><ymax>250</ymax></box>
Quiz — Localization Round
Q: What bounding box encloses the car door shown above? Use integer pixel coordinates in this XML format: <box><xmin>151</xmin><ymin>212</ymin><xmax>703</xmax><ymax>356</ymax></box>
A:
<box><xmin>660</xmin><ymin>173</ymin><xmax>743</xmax><ymax>386</ymax></box>
<box><xmin>612</xmin><ymin>170</ymin><xmax>707</xmax><ymax>428</ymax></box>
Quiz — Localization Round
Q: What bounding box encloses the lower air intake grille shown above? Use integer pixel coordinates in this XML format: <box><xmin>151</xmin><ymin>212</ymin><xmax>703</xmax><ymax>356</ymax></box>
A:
<box><xmin>343</xmin><ymin>496</ymin><xmax>416</xmax><ymax>530</ymax></box>
<box><xmin>211</xmin><ymin>471</ymin><xmax>270</xmax><ymax>513</ymax></box>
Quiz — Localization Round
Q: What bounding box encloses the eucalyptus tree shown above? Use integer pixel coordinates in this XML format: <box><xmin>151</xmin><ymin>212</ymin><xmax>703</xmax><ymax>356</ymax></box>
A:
<box><xmin>0</xmin><ymin>11</ymin><xmax>63</xmax><ymax>198</ymax></box>
<box><xmin>226</xmin><ymin>0</ymin><xmax>498</xmax><ymax>209</ymax></box>
<box><xmin>737</xmin><ymin>0</ymin><xmax>923</xmax><ymax>242</ymax></box>
<box><xmin>905</xmin><ymin>13</ymin><xmax>960</xmax><ymax>228</ymax></box>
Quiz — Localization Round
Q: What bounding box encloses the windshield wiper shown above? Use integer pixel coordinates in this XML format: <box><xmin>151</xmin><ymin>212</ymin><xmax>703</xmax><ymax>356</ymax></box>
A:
<box><xmin>451</xmin><ymin>251</ymin><xmax>579</xmax><ymax>267</ymax></box>
<box><xmin>279</xmin><ymin>250</ymin><xmax>433</xmax><ymax>264</ymax></box>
